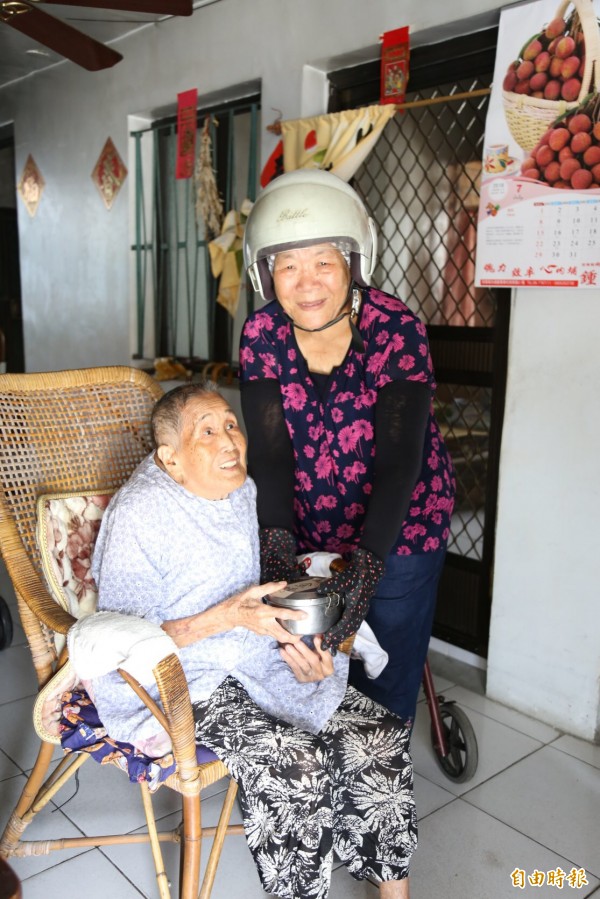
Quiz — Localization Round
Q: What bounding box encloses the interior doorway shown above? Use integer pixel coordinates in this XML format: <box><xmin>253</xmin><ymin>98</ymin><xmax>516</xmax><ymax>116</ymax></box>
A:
<box><xmin>0</xmin><ymin>127</ymin><xmax>24</xmax><ymax>373</ymax></box>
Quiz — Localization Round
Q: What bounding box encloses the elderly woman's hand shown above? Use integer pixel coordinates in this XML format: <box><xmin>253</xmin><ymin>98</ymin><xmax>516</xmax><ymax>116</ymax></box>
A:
<box><xmin>225</xmin><ymin>581</ymin><xmax>308</xmax><ymax>644</ymax></box>
<box><xmin>279</xmin><ymin>636</ymin><xmax>334</xmax><ymax>683</ymax></box>
<box><xmin>161</xmin><ymin>581</ymin><xmax>307</xmax><ymax>647</ymax></box>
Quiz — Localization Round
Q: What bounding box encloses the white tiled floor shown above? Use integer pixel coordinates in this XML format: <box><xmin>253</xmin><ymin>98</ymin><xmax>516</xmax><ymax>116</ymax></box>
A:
<box><xmin>1</xmin><ymin>562</ymin><xmax>599</xmax><ymax>899</ymax></box>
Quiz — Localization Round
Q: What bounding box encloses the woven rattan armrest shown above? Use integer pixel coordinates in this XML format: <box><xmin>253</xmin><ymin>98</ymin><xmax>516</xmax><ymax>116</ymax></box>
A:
<box><xmin>118</xmin><ymin>653</ymin><xmax>202</xmax><ymax>789</ymax></box>
<box><xmin>1</xmin><ymin>543</ymin><xmax>76</xmax><ymax>635</ymax></box>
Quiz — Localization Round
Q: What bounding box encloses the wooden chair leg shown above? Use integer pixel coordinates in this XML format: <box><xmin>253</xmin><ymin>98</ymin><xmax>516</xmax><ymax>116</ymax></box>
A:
<box><xmin>0</xmin><ymin>741</ymin><xmax>54</xmax><ymax>857</ymax></box>
<box><xmin>178</xmin><ymin>792</ymin><xmax>201</xmax><ymax>899</ymax></box>
<box><xmin>139</xmin><ymin>781</ymin><xmax>171</xmax><ymax>899</ymax></box>
<box><xmin>198</xmin><ymin>779</ymin><xmax>239</xmax><ymax>899</ymax></box>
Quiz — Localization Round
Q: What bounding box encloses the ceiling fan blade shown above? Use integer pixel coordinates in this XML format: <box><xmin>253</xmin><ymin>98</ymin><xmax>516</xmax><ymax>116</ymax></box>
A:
<box><xmin>39</xmin><ymin>0</ymin><xmax>193</xmax><ymax>15</ymax></box>
<box><xmin>1</xmin><ymin>2</ymin><xmax>123</xmax><ymax>70</ymax></box>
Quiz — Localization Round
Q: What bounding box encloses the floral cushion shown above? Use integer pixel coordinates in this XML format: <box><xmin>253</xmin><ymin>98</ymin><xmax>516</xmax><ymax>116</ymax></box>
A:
<box><xmin>36</xmin><ymin>490</ymin><xmax>114</xmax><ymax>618</ymax></box>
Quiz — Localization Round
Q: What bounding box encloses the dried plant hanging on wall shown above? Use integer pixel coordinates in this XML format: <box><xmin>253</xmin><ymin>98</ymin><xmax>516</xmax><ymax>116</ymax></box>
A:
<box><xmin>17</xmin><ymin>154</ymin><xmax>45</xmax><ymax>218</ymax></box>
<box><xmin>91</xmin><ymin>137</ymin><xmax>128</xmax><ymax>210</ymax></box>
<box><xmin>194</xmin><ymin>116</ymin><xmax>223</xmax><ymax>238</ymax></box>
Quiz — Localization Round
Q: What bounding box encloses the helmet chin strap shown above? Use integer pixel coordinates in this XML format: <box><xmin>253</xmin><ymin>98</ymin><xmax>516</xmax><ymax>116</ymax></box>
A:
<box><xmin>281</xmin><ymin>284</ymin><xmax>364</xmax><ymax>350</ymax></box>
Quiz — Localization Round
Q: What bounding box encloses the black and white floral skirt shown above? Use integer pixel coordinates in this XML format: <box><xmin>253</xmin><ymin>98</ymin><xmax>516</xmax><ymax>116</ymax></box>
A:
<box><xmin>193</xmin><ymin>678</ymin><xmax>417</xmax><ymax>899</ymax></box>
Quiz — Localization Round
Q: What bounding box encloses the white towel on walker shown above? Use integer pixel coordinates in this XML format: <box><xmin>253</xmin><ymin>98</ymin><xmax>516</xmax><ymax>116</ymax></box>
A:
<box><xmin>297</xmin><ymin>552</ymin><xmax>389</xmax><ymax>679</ymax></box>
<box><xmin>67</xmin><ymin>611</ymin><xmax>179</xmax><ymax>684</ymax></box>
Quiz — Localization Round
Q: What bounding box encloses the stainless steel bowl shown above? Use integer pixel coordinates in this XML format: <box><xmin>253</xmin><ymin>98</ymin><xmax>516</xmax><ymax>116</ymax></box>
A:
<box><xmin>266</xmin><ymin>576</ymin><xmax>344</xmax><ymax>636</ymax></box>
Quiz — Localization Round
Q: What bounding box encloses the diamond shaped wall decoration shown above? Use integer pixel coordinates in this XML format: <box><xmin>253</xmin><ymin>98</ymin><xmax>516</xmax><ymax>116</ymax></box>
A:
<box><xmin>91</xmin><ymin>137</ymin><xmax>127</xmax><ymax>210</ymax></box>
<box><xmin>17</xmin><ymin>154</ymin><xmax>45</xmax><ymax>218</ymax></box>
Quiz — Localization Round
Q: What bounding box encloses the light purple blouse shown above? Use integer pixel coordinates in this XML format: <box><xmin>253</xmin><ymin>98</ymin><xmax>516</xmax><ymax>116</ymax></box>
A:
<box><xmin>91</xmin><ymin>455</ymin><xmax>349</xmax><ymax>744</ymax></box>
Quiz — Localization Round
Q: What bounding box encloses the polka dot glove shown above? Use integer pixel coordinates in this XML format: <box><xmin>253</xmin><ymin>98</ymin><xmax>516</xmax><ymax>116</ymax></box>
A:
<box><xmin>259</xmin><ymin>527</ymin><xmax>307</xmax><ymax>584</ymax></box>
<box><xmin>318</xmin><ymin>547</ymin><xmax>385</xmax><ymax>653</ymax></box>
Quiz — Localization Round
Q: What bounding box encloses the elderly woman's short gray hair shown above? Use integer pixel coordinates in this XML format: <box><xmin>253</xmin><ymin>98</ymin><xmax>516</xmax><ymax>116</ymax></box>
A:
<box><xmin>151</xmin><ymin>380</ymin><xmax>221</xmax><ymax>447</ymax></box>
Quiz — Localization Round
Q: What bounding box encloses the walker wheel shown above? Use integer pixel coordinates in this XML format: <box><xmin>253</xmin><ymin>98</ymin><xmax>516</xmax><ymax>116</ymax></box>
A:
<box><xmin>430</xmin><ymin>701</ymin><xmax>478</xmax><ymax>783</ymax></box>
<box><xmin>0</xmin><ymin>595</ymin><xmax>13</xmax><ymax>650</ymax></box>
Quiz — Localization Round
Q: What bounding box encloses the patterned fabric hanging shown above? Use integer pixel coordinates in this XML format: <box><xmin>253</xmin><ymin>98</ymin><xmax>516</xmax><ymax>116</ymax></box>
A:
<box><xmin>280</xmin><ymin>104</ymin><xmax>397</xmax><ymax>182</ymax></box>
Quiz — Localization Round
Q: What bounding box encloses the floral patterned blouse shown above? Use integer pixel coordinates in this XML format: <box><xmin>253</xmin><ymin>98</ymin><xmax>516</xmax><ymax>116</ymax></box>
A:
<box><xmin>239</xmin><ymin>286</ymin><xmax>455</xmax><ymax>557</ymax></box>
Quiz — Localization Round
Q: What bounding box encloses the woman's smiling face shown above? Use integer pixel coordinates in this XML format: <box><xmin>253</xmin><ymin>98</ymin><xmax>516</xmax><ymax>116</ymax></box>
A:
<box><xmin>158</xmin><ymin>394</ymin><xmax>247</xmax><ymax>500</ymax></box>
<box><xmin>272</xmin><ymin>243</ymin><xmax>351</xmax><ymax>331</ymax></box>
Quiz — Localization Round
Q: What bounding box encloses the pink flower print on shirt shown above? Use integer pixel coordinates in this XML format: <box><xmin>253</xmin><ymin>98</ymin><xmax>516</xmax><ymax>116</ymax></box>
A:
<box><xmin>339</xmin><ymin>425</ymin><xmax>359</xmax><ymax>453</ymax></box>
<box><xmin>398</xmin><ymin>354</ymin><xmax>416</xmax><ymax>371</ymax></box>
<box><xmin>345</xmin><ymin>502</ymin><xmax>365</xmax><ymax>520</ymax></box>
<box><xmin>244</xmin><ymin>312</ymin><xmax>274</xmax><ymax>341</ymax></box>
<box><xmin>336</xmin><ymin>523</ymin><xmax>354</xmax><ymax>540</ymax></box>
<box><xmin>288</xmin><ymin>348</ymin><xmax>297</xmax><ymax>361</ymax></box>
<box><xmin>431</xmin><ymin>475</ymin><xmax>443</xmax><ymax>492</ymax></box>
<box><xmin>315</xmin><ymin>453</ymin><xmax>334</xmax><ymax>481</ymax></box>
<box><xmin>344</xmin><ymin>362</ymin><xmax>356</xmax><ymax>377</ymax></box>
<box><xmin>297</xmin><ymin>470</ymin><xmax>313</xmax><ymax>491</ymax></box>
<box><xmin>331</xmin><ymin>407</ymin><xmax>343</xmax><ymax>424</ymax></box>
<box><xmin>239</xmin><ymin>346</ymin><xmax>255</xmax><ymax>366</ymax></box>
<box><xmin>293</xmin><ymin>498</ymin><xmax>306</xmax><ymax>521</ymax></box>
<box><xmin>315</xmin><ymin>495</ymin><xmax>337</xmax><ymax>511</ymax></box>
<box><xmin>282</xmin><ymin>382</ymin><xmax>308</xmax><ymax>411</ymax></box>
<box><xmin>376</xmin><ymin>330</ymin><xmax>390</xmax><ymax>345</ymax></box>
<box><xmin>423</xmin><ymin>536</ymin><xmax>440</xmax><ymax>552</ymax></box>
<box><xmin>316</xmin><ymin>520</ymin><xmax>332</xmax><ymax>534</ymax></box>
<box><xmin>428</xmin><ymin>450</ymin><xmax>440</xmax><ymax>470</ymax></box>
<box><xmin>343</xmin><ymin>460</ymin><xmax>367</xmax><ymax>483</ymax></box>
<box><xmin>303</xmin><ymin>444</ymin><xmax>316</xmax><ymax>459</ymax></box>
<box><xmin>354</xmin><ymin>419</ymin><xmax>374</xmax><ymax>448</ymax></box>
<box><xmin>353</xmin><ymin>390</ymin><xmax>377</xmax><ymax>410</ymax></box>
<box><xmin>371</xmin><ymin>290</ymin><xmax>406</xmax><ymax>312</ymax></box>
<box><xmin>403</xmin><ymin>523</ymin><xmax>427</xmax><ymax>542</ymax></box>
<box><xmin>259</xmin><ymin>352</ymin><xmax>278</xmax><ymax>378</ymax></box>
<box><xmin>309</xmin><ymin>423</ymin><xmax>324</xmax><ymax>441</ymax></box>
<box><xmin>411</xmin><ymin>481</ymin><xmax>426</xmax><ymax>500</ymax></box>
<box><xmin>276</xmin><ymin>323</ymin><xmax>292</xmax><ymax>341</ymax></box>
<box><xmin>390</xmin><ymin>333</ymin><xmax>405</xmax><ymax>352</ymax></box>
<box><xmin>334</xmin><ymin>390</ymin><xmax>355</xmax><ymax>404</ymax></box>
<box><xmin>418</xmin><ymin>342</ymin><xmax>428</xmax><ymax>357</ymax></box>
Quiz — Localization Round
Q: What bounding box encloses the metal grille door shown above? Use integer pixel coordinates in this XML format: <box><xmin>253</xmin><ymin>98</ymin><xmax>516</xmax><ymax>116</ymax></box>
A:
<box><xmin>332</xmin><ymin>48</ymin><xmax>509</xmax><ymax>654</ymax></box>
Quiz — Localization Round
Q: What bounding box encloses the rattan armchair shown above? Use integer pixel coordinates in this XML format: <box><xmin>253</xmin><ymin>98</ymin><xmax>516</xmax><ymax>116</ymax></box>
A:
<box><xmin>0</xmin><ymin>366</ymin><xmax>243</xmax><ymax>899</ymax></box>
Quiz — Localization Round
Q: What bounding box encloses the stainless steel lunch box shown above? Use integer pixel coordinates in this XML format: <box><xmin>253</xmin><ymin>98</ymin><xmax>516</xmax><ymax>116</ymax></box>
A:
<box><xmin>266</xmin><ymin>576</ymin><xmax>344</xmax><ymax>636</ymax></box>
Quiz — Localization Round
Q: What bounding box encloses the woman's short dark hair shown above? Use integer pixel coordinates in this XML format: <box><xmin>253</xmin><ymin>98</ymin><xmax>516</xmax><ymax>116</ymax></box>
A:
<box><xmin>151</xmin><ymin>380</ymin><xmax>221</xmax><ymax>447</ymax></box>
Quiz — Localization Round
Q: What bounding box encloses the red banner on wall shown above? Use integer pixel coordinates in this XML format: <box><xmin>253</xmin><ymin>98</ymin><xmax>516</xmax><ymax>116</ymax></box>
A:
<box><xmin>380</xmin><ymin>27</ymin><xmax>410</xmax><ymax>106</ymax></box>
<box><xmin>175</xmin><ymin>88</ymin><xmax>198</xmax><ymax>179</ymax></box>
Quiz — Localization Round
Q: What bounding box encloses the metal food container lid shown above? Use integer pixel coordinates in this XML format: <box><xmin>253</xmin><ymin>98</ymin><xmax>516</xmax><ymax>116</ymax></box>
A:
<box><xmin>268</xmin><ymin>577</ymin><xmax>327</xmax><ymax>602</ymax></box>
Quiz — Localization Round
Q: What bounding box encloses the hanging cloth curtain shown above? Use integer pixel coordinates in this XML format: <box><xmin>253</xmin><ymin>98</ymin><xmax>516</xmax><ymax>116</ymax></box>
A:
<box><xmin>208</xmin><ymin>198</ymin><xmax>253</xmax><ymax>317</ymax></box>
<box><xmin>208</xmin><ymin>105</ymin><xmax>258</xmax><ymax>319</ymax></box>
<box><xmin>281</xmin><ymin>103</ymin><xmax>397</xmax><ymax>182</ymax></box>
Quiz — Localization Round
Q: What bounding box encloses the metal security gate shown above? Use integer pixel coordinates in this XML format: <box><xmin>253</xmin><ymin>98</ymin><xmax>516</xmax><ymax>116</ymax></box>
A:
<box><xmin>329</xmin><ymin>28</ymin><xmax>509</xmax><ymax>655</ymax></box>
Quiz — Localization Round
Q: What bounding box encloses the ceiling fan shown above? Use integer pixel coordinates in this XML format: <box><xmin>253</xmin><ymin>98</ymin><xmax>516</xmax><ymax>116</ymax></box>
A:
<box><xmin>0</xmin><ymin>0</ymin><xmax>193</xmax><ymax>71</ymax></box>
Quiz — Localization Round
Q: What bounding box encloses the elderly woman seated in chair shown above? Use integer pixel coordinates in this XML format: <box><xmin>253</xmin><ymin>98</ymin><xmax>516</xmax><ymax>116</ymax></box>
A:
<box><xmin>91</xmin><ymin>382</ymin><xmax>417</xmax><ymax>899</ymax></box>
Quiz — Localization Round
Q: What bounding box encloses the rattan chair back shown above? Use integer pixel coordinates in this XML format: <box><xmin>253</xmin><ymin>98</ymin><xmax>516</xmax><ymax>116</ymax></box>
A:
<box><xmin>0</xmin><ymin>366</ymin><xmax>162</xmax><ymax>683</ymax></box>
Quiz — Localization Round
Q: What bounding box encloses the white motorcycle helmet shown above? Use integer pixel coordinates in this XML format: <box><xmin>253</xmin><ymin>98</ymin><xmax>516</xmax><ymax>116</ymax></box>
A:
<box><xmin>243</xmin><ymin>169</ymin><xmax>378</xmax><ymax>302</ymax></box>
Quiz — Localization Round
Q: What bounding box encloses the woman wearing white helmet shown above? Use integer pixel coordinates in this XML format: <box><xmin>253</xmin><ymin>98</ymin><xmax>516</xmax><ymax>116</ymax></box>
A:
<box><xmin>240</xmin><ymin>169</ymin><xmax>455</xmax><ymax>728</ymax></box>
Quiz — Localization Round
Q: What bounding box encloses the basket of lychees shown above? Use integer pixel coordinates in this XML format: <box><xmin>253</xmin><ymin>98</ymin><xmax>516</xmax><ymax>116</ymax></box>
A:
<box><xmin>520</xmin><ymin>93</ymin><xmax>600</xmax><ymax>188</ymax></box>
<box><xmin>502</xmin><ymin>0</ymin><xmax>600</xmax><ymax>153</ymax></box>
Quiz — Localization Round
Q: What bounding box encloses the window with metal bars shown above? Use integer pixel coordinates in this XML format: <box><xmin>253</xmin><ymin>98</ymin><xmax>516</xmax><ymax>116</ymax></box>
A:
<box><xmin>131</xmin><ymin>94</ymin><xmax>260</xmax><ymax>368</ymax></box>
<box><xmin>329</xmin><ymin>27</ymin><xmax>510</xmax><ymax>654</ymax></box>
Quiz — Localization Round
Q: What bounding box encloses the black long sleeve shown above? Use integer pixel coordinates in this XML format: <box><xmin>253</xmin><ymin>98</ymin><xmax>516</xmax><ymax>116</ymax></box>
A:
<box><xmin>240</xmin><ymin>379</ymin><xmax>295</xmax><ymax>530</ymax></box>
<box><xmin>359</xmin><ymin>379</ymin><xmax>431</xmax><ymax>560</ymax></box>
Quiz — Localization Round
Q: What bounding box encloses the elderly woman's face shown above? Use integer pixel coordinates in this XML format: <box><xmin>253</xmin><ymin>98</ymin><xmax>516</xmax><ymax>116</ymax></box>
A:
<box><xmin>162</xmin><ymin>394</ymin><xmax>247</xmax><ymax>500</ymax></box>
<box><xmin>272</xmin><ymin>243</ymin><xmax>351</xmax><ymax>331</ymax></box>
